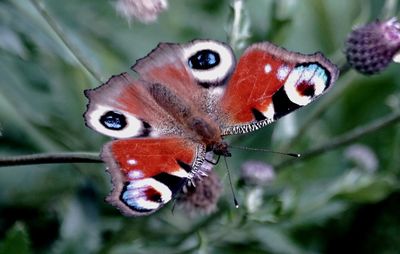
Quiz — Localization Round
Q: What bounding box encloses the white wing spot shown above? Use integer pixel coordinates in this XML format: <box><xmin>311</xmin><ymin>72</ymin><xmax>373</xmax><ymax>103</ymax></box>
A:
<box><xmin>277</xmin><ymin>65</ymin><xmax>290</xmax><ymax>81</ymax></box>
<box><xmin>128</xmin><ymin>170</ymin><xmax>144</xmax><ymax>179</ymax></box>
<box><xmin>264</xmin><ymin>64</ymin><xmax>272</xmax><ymax>74</ymax></box>
<box><xmin>127</xmin><ymin>159</ymin><xmax>137</xmax><ymax>165</ymax></box>
<box><xmin>262</xmin><ymin>103</ymin><xmax>275</xmax><ymax>120</ymax></box>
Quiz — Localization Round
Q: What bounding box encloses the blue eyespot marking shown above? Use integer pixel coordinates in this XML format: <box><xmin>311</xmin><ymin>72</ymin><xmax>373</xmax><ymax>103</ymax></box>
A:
<box><xmin>100</xmin><ymin>111</ymin><xmax>127</xmax><ymax>130</ymax></box>
<box><xmin>295</xmin><ymin>63</ymin><xmax>330</xmax><ymax>87</ymax></box>
<box><xmin>188</xmin><ymin>50</ymin><xmax>220</xmax><ymax>70</ymax></box>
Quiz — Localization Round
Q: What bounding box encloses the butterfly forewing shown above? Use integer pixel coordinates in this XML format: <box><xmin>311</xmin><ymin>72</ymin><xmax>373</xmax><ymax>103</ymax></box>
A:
<box><xmin>84</xmin><ymin>73</ymin><xmax>181</xmax><ymax>139</ymax></box>
<box><xmin>132</xmin><ymin>40</ymin><xmax>236</xmax><ymax>117</ymax></box>
<box><xmin>218</xmin><ymin>42</ymin><xmax>339</xmax><ymax>135</ymax></box>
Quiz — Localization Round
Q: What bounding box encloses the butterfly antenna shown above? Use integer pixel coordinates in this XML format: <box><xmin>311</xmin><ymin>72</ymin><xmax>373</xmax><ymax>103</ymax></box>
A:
<box><xmin>171</xmin><ymin>198</ymin><xmax>177</xmax><ymax>215</ymax></box>
<box><xmin>223</xmin><ymin>156</ymin><xmax>239</xmax><ymax>208</ymax></box>
<box><xmin>230</xmin><ymin>145</ymin><xmax>300</xmax><ymax>158</ymax></box>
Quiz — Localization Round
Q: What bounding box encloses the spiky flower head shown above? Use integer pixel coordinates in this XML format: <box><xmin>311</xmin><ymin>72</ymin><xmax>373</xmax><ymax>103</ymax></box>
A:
<box><xmin>115</xmin><ymin>0</ymin><xmax>168</xmax><ymax>23</ymax></box>
<box><xmin>345</xmin><ymin>18</ymin><xmax>400</xmax><ymax>75</ymax></box>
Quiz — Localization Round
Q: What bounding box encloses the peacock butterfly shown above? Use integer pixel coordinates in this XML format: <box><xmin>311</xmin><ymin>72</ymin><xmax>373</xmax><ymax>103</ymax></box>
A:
<box><xmin>84</xmin><ymin>40</ymin><xmax>339</xmax><ymax>216</ymax></box>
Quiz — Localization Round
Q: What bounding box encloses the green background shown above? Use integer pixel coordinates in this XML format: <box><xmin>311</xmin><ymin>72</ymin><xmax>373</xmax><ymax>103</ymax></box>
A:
<box><xmin>0</xmin><ymin>0</ymin><xmax>400</xmax><ymax>253</ymax></box>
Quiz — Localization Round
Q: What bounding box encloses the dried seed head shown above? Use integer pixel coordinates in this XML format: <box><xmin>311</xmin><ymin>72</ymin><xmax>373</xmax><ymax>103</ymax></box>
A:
<box><xmin>115</xmin><ymin>0</ymin><xmax>168</xmax><ymax>23</ymax></box>
<box><xmin>177</xmin><ymin>171</ymin><xmax>222</xmax><ymax>216</ymax></box>
<box><xmin>177</xmin><ymin>153</ymin><xmax>222</xmax><ymax>216</ymax></box>
<box><xmin>345</xmin><ymin>18</ymin><xmax>400</xmax><ymax>75</ymax></box>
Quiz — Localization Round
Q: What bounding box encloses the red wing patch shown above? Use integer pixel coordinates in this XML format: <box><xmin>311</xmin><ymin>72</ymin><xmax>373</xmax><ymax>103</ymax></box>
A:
<box><xmin>220</xmin><ymin>48</ymin><xmax>295</xmax><ymax>123</ymax></box>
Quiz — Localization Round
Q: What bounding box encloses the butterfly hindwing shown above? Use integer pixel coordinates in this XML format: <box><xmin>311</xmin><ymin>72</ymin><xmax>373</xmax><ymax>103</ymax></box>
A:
<box><xmin>218</xmin><ymin>42</ymin><xmax>339</xmax><ymax>135</ymax></box>
<box><xmin>103</xmin><ymin>137</ymin><xmax>206</xmax><ymax>216</ymax></box>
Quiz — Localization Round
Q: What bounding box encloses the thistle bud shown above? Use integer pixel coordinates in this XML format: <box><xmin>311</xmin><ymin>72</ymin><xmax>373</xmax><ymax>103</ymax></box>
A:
<box><xmin>115</xmin><ymin>0</ymin><xmax>168</xmax><ymax>23</ymax></box>
<box><xmin>344</xmin><ymin>144</ymin><xmax>378</xmax><ymax>173</ymax></box>
<box><xmin>240</xmin><ymin>160</ymin><xmax>275</xmax><ymax>186</ymax></box>
<box><xmin>345</xmin><ymin>18</ymin><xmax>400</xmax><ymax>75</ymax></box>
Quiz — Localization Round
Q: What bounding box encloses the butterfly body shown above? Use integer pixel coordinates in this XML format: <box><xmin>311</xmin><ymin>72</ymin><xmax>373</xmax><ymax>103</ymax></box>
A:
<box><xmin>84</xmin><ymin>40</ymin><xmax>339</xmax><ymax>216</ymax></box>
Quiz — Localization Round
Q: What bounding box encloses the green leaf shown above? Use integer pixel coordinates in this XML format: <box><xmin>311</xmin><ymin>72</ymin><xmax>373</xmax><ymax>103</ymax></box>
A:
<box><xmin>332</xmin><ymin>170</ymin><xmax>398</xmax><ymax>203</ymax></box>
<box><xmin>0</xmin><ymin>222</ymin><xmax>31</xmax><ymax>254</ymax></box>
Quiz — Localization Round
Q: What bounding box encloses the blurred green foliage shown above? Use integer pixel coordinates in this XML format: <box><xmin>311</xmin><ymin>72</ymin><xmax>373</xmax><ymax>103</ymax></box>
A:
<box><xmin>0</xmin><ymin>0</ymin><xmax>400</xmax><ymax>253</ymax></box>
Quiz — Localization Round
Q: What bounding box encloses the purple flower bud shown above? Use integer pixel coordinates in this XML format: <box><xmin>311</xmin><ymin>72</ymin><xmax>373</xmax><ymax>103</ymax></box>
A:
<box><xmin>240</xmin><ymin>160</ymin><xmax>275</xmax><ymax>186</ymax></box>
<box><xmin>115</xmin><ymin>0</ymin><xmax>168</xmax><ymax>23</ymax></box>
<box><xmin>345</xmin><ymin>18</ymin><xmax>400</xmax><ymax>75</ymax></box>
<box><xmin>344</xmin><ymin>144</ymin><xmax>378</xmax><ymax>173</ymax></box>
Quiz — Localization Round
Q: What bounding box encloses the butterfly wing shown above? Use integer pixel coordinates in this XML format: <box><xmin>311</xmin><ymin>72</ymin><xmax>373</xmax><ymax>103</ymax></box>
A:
<box><xmin>84</xmin><ymin>40</ymin><xmax>339</xmax><ymax>217</ymax></box>
<box><xmin>103</xmin><ymin>137</ymin><xmax>206</xmax><ymax>216</ymax></box>
<box><xmin>84</xmin><ymin>74</ymin><xmax>208</xmax><ymax>216</ymax></box>
<box><xmin>84</xmin><ymin>42</ymin><xmax>234</xmax><ymax>217</ymax></box>
<box><xmin>84</xmin><ymin>73</ymin><xmax>178</xmax><ymax>139</ymax></box>
<box><xmin>132</xmin><ymin>40</ymin><xmax>236</xmax><ymax>117</ymax></box>
<box><xmin>217</xmin><ymin>42</ymin><xmax>339</xmax><ymax>135</ymax></box>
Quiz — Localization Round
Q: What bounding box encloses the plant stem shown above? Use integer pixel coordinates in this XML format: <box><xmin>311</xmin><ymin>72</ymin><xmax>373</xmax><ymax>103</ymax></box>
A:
<box><xmin>274</xmin><ymin>110</ymin><xmax>400</xmax><ymax>169</ymax></box>
<box><xmin>227</xmin><ymin>0</ymin><xmax>250</xmax><ymax>52</ymax></box>
<box><xmin>29</xmin><ymin>0</ymin><xmax>103</xmax><ymax>83</ymax></box>
<box><xmin>0</xmin><ymin>152</ymin><xmax>102</xmax><ymax>167</ymax></box>
<box><xmin>2</xmin><ymin>110</ymin><xmax>399</xmax><ymax>168</ymax></box>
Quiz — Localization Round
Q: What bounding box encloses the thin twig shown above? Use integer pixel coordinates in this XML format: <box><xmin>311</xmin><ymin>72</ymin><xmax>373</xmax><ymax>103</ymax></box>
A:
<box><xmin>227</xmin><ymin>0</ymin><xmax>250</xmax><ymax>52</ymax></box>
<box><xmin>29</xmin><ymin>0</ymin><xmax>102</xmax><ymax>83</ymax></box>
<box><xmin>1</xmin><ymin>110</ymin><xmax>399</xmax><ymax>168</ymax></box>
<box><xmin>274</xmin><ymin>110</ymin><xmax>400</xmax><ymax>169</ymax></box>
<box><xmin>0</xmin><ymin>152</ymin><xmax>102</xmax><ymax>167</ymax></box>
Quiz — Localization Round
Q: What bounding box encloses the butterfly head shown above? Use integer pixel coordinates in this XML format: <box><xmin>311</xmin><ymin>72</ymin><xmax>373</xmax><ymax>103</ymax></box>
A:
<box><xmin>211</xmin><ymin>141</ymin><xmax>231</xmax><ymax>157</ymax></box>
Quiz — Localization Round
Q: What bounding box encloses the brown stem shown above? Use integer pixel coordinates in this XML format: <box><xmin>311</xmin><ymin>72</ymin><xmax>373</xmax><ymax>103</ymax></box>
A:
<box><xmin>275</xmin><ymin>110</ymin><xmax>400</xmax><ymax>169</ymax></box>
<box><xmin>0</xmin><ymin>152</ymin><xmax>102</xmax><ymax>167</ymax></box>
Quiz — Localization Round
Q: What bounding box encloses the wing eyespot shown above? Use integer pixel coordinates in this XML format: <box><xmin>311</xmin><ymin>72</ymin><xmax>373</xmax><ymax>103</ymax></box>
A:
<box><xmin>85</xmin><ymin>104</ymin><xmax>153</xmax><ymax>139</ymax></box>
<box><xmin>183</xmin><ymin>40</ymin><xmax>236</xmax><ymax>87</ymax></box>
<box><xmin>188</xmin><ymin>49</ymin><xmax>220</xmax><ymax>70</ymax></box>
<box><xmin>100</xmin><ymin>111</ymin><xmax>127</xmax><ymax>130</ymax></box>
<box><xmin>283</xmin><ymin>62</ymin><xmax>331</xmax><ymax>106</ymax></box>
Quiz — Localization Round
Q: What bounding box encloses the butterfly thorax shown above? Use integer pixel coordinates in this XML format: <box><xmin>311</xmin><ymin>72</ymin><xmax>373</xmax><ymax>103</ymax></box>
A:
<box><xmin>149</xmin><ymin>83</ymin><xmax>223</xmax><ymax>147</ymax></box>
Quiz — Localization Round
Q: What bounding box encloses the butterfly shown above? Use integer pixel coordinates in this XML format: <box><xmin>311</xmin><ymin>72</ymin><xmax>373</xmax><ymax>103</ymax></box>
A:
<box><xmin>84</xmin><ymin>40</ymin><xmax>339</xmax><ymax>216</ymax></box>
